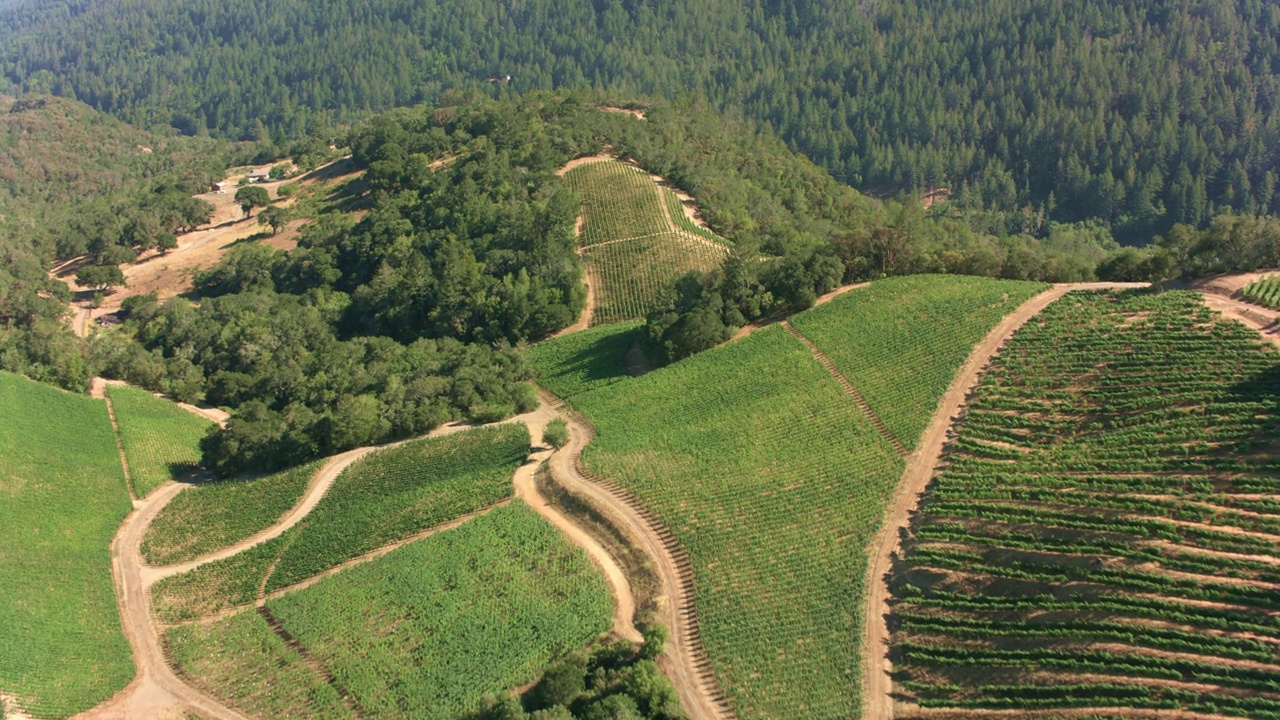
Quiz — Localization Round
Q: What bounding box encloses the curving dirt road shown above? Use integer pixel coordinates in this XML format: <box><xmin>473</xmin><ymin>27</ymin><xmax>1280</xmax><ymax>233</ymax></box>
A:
<box><xmin>542</xmin><ymin>393</ymin><xmax>733</xmax><ymax>720</ymax></box>
<box><xmin>76</xmin><ymin>402</ymin><xmax>645</xmax><ymax>720</ymax></box>
<box><xmin>861</xmin><ymin>282</ymin><xmax>1147</xmax><ymax>720</ymax></box>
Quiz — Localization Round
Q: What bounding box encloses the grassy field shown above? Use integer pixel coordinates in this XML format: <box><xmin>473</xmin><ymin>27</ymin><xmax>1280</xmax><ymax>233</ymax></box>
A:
<box><xmin>107</xmin><ymin>384</ymin><xmax>213</xmax><ymax>498</ymax></box>
<box><xmin>789</xmin><ymin>275</ymin><xmax>1048</xmax><ymax>449</ymax></box>
<box><xmin>142</xmin><ymin>460</ymin><xmax>323</xmax><ymax>565</ymax></box>
<box><xmin>0</xmin><ymin>372</ymin><xmax>134</xmax><ymax>717</ymax></box>
<box><xmin>267</xmin><ymin>501</ymin><xmax>612</xmax><ymax>719</ymax></box>
<box><xmin>1242</xmin><ymin>274</ymin><xmax>1280</xmax><ymax>309</ymax></box>
<box><xmin>563</xmin><ymin>159</ymin><xmax>729</xmax><ymax>325</ymax></box>
<box><xmin>890</xmin><ymin>289</ymin><xmax>1280</xmax><ymax>717</ymax></box>
<box><xmin>167</xmin><ymin>609</ymin><xmax>355</xmax><ymax>719</ymax></box>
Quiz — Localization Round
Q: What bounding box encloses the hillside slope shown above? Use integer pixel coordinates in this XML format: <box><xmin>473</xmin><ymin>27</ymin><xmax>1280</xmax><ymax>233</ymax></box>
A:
<box><xmin>1</xmin><ymin>0</ymin><xmax>1275</xmax><ymax>235</ymax></box>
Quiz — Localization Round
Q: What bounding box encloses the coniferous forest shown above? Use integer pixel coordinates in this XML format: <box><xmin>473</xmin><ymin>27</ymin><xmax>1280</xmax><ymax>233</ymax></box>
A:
<box><xmin>0</xmin><ymin>0</ymin><xmax>1276</xmax><ymax>241</ymax></box>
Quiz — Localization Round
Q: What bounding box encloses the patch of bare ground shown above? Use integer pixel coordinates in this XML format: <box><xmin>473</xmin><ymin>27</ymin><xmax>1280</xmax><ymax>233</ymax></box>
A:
<box><xmin>598</xmin><ymin>106</ymin><xmax>647</xmax><ymax>120</ymax></box>
<box><xmin>862</xmin><ymin>282</ymin><xmax>1149</xmax><ymax>720</ymax></box>
<box><xmin>1179</xmin><ymin>270</ymin><xmax>1280</xmax><ymax>300</ymax></box>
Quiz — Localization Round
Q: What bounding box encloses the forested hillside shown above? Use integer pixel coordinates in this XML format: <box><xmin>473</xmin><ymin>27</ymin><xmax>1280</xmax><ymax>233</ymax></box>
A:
<box><xmin>1</xmin><ymin>0</ymin><xmax>1276</xmax><ymax>239</ymax></box>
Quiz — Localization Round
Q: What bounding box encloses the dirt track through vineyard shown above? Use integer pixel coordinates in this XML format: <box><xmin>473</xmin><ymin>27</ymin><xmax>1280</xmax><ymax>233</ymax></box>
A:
<box><xmin>78</xmin><ymin>398</ymin><xmax>646</xmax><ymax>719</ymax></box>
<box><xmin>861</xmin><ymin>281</ymin><xmax>1148</xmax><ymax>720</ymax></box>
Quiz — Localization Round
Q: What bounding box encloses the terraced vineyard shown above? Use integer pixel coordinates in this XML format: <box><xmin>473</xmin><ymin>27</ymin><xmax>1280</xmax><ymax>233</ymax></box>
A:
<box><xmin>1242</xmin><ymin>274</ymin><xmax>1280</xmax><ymax>310</ymax></box>
<box><xmin>107</xmin><ymin>384</ymin><xmax>214</xmax><ymax>497</ymax></box>
<box><xmin>889</xmin><ymin>289</ymin><xmax>1280</xmax><ymax>718</ymax></box>
<box><xmin>789</xmin><ymin>275</ymin><xmax>1048</xmax><ymax>450</ymax></box>
<box><xmin>0</xmin><ymin>372</ymin><xmax>134</xmax><ymax>717</ymax></box>
<box><xmin>563</xmin><ymin>158</ymin><xmax>729</xmax><ymax>325</ymax></box>
<box><xmin>529</xmin><ymin>274</ymin><xmax>1045</xmax><ymax>719</ymax></box>
<box><xmin>142</xmin><ymin>460</ymin><xmax>323</xmax><ymax>565</ymax></box>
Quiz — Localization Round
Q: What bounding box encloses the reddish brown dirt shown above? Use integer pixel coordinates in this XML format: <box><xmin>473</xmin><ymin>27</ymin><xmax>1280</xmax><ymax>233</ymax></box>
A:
<box><xmin>863</xmin><ymin>281</ymin><xmax>1148</xmax><ymax>720</ymax></box>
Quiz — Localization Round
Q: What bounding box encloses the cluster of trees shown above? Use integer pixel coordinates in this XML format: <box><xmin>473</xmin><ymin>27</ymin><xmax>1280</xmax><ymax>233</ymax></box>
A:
<box><xmin>2</xmin><ymin>0</ymin><xmax>1276</xmax><ymax>239</ymax></box>
<box><xmin>471</xmin><ymin>626</ymin><xmax>683</xmax><ymax>720</ymax></box>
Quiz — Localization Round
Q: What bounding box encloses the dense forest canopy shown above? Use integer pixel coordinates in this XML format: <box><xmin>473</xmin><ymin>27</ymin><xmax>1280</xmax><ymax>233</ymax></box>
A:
<box><xmin>0</xmin><ymin>0</ymin><xmax>1277</xmax><ymax>240</ymax></box>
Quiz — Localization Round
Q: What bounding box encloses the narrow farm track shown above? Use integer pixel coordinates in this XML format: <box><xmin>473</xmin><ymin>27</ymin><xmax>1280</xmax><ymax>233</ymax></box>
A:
<box><xmin>862</xmin><ymin>281</ymin><xmax>1147</xmax><ymax>720</ymax></box>
<box><xmin>1199</xmin><ymin>293</ymin><xmax>1280</xmax><ymax>348</ymax></box>
<box><xmin>781</xmin><ymin>320</ymin><xmax>910</xmax><ymax>456</ymax></box>
<box><xmin>541</xmin><ymin>391</ymin><xmax>734</xmax><ymax>720</ymax></box>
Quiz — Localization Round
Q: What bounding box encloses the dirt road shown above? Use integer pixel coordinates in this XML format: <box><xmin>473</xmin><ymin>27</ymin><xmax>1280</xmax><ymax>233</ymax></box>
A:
<box><xmin>860</xmin><ymin>282</ymin><xmax>1147</xmax><ymax>720</ymax></box>
<box><xmin>543</xmin><ymin>394</ymin><xmax>734</xmax><ymax>720</ymax></box>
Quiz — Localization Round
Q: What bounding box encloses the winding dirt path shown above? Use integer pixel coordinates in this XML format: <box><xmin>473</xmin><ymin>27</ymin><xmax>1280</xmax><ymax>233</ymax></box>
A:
<box><xmin>541</xmin><ymin>392</ymin><xmax>733</xmax><ymax>720</ymax></box>
<box><xmin>862</xmin><ymin>281</ymin><xmax>1147</xmax><ymax>720</ymax></box>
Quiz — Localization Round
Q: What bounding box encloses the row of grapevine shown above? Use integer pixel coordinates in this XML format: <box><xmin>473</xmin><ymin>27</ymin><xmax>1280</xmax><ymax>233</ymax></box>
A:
<box><xmin>1242</xmin><ymin>275</ymin><xmax>1280</xmax><ymax>310</ymax></box>
<box><xmin>789</xmin><ymin>275</ymin><xmax>1049</xmax><ymax>449</ymax></box>
<box><xmin>142</xmin><ymin>459</ymin><xmax>323</xmax><ymax>565</ymax></box>
<box><xmin>107</xmin><ymin>384</ymin><xmax>214</xmax><ymax>498</ymax></box>
<box><xmin>562</xmin><ymin>159</ymin><xmax>669</xmax><ymax>246</ymax></box>
<box><xmin>889</xmin><ymin>289</ymin><xmax>1280</xmax><ymax>716</ymax></box>
<box><xmin>662</xmin><ymin>186</ymin><xmax>726</xmax><ymax>244</ymax></box>
<box><xmin>266</xmin><ymin>502</ymin><xmax>613</xmax><ymax>719</ymax></box>
<box><xmin>585</xmin><ymin>232</ymin><xmax>727</xmax><ymax>325</ymax></box>
<box><xmin>0</xmin><ymin>372</ymin><xmax>134</xmax><ymax>717</ymax></box>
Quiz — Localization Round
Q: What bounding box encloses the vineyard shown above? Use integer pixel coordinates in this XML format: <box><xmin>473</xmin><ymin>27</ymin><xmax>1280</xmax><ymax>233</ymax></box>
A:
<box><xmin>889</xmin><ymin>289</ymin><xmax>1280</xmax><ymax>718</ymax></box>
<box><xmin>151</xmin><ymin>424</ymin><xmax>529</xmax><ymax>620</ymax></box>
<box><xmin>165</xmin><ymin>502</ymin><xmax>613</xmax><ymax>719</ymax></box>
<box><xmin>0</xmin><ymin>372</ymin><xmax>134</xmax><ymax>717</ymax></box>
<box><xmin>563</xmin><ymin>158</ymin><xmax>730</xmax><ymax>325</ymax></box>
<box><xmin>166</xmin><ymin>609</ymin><xmax>355</xmax><ymax>718</ymax></box>
<box><xmin>142</xmin><ymin>460</ymin><xmax>323</xmax><ymax>565</ymax></box>
<box><xmin>789</xmin><ymin>275</ymin><xmax>1048</xmax><ymax>450</ymax></box>
<box><xmin>1242</xmin><ymin>274</ymin><xmax>1280</xmax><ymax>310</ymax></box>
<box><xmin>107</xmin><ymin>384</ymin><xmax>214</xmax><ymax>498</ymax></box>
<box><xmin>527</xmin><ymin>321</ymin><xmax>643</xmax><ymax>399</ymax></box>
<box><xmin>560</xmin><ymin>325</ymin><xmax>906</xmax><ymax>718</ymax></box>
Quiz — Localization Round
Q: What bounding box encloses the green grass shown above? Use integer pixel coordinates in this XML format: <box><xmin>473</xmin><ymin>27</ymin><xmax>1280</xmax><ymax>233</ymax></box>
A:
<box><xmin>107</xmin><ymin>384</ymin><xmax>214</xmax><ymax>498</ymax></box>
<box><xmin>892</xmin><ymin>289</ymin><xmax>1280</xmax><ymax>714</ymax></box>
<box><xmin>789</xmin><ymin>275</ymin><xmax>1048</xmax><ymax>449</ymax></box>
<box><xmin>167</xmin><ymin>609</ymin><xmax>355</xmax><ymax>719</ymax></box>
<box><xmin>0</xmin><ymin>372</ymin><xmax>134</xmax><ymax>717</ymax></box>
<box><xmin>264</xmin><ymin>424</ymin><xmax>530</xmax><ymax>592</ymax></box>
<box><xmin>141</xmin><ymin>460</ymin><xmax>323</xmax><ymax>565</ymax></box>
<box><xmin>527</xmin><ymin>321</ymin><xmax>643</xmax><ymax>400</ymax></box>
<box><xmin>267</xmin><ymin>501</ymin><xmax>612</xmax><ymax>719</ymax></box>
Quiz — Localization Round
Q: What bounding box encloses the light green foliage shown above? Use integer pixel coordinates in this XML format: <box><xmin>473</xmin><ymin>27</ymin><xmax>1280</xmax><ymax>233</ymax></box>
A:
<box><xmin>151</xmin><ymin>536</ymin><xmax>286</xmax><ymax>623</ymax></box>
<box><xmin>563</xmin><ymin>159</ymin><xmax>729</xmax><ymax>325</ymax></box>
<box><xmin>567</xmin><ymin>327</ymin><xmax>905</xmax><ymax>718</ymax></box>
<box><xmin>0</xmin><ymin>372</ymin><xmax>133</xmax><ymax>717</ymax></box>
<box><xmin>790</xmin><ymin>275</ymin><xmax>1048</xmax><ymax>449</ymax></box>
<box><xmin>563</xmin><ymin>161</ymin><xmax>670</xmax><ymax>247</ymax></box>
<box><xmin>662</xmin><ymin>187</ymin><xmax>723</xmax><ymax>244</ymax></box>
<box><xmin>584</xmin><ymin>233</ymin><xmax>726</xmax><ymax>326</ymax></box>
<box><xmin>894</xmin><ymin>290</ymin><xmax>1280</xmax><ymax>714</ymax></box>
<box><xmin>265</xmin><ymin>424</ymin><xmax>530</xmax><ymax>591</ymax></box>
<box><xmin>166</xmin><ymin>609</ymin><xmax>355</xmax><ymax>719</ymax></box>
<box><xmin>142</xmin><ymin>460</ymin><xmax>323</xmax><ymax>565</ymax></box>
<box><xmin>527</xmin><ymin>322</ymin><xmax>643</xmax><ymax>400</ymax></box>
<box><xmin>107</xmin><ymin>384</ymin><xmax>213</xmax><ymax>497</ymax></box>
<box><xmin>268</xmin><ymin>502</ymin><xmax>612</xmax><ymax>719</ymax></box>
<box><xmin>1242</xmin><ymin>274</ymin><xmax>1280</xmax><ymax>310</ymax></box>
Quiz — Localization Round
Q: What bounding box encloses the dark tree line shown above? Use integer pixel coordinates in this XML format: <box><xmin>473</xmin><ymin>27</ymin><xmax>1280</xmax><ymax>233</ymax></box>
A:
<box><xmin>1</xmin><ymin>0</ymin><xmax>1277</xmax><ymax>241</ymax></box>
